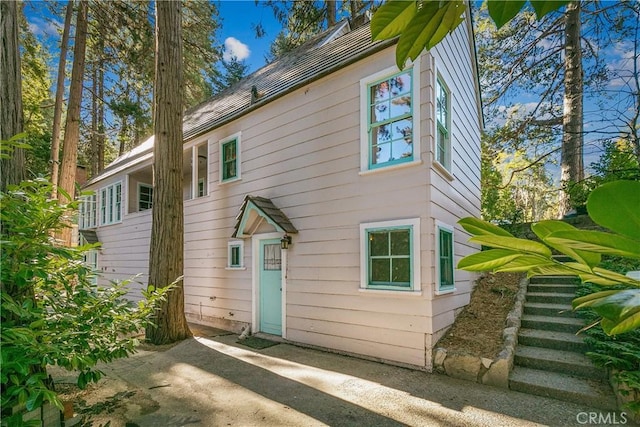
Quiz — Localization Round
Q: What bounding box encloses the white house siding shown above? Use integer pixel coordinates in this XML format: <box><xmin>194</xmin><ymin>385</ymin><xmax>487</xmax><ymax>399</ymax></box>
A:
<box><xmin>93</xmin><ymin>175</ymin><xmax>152</xmax><ymax>302</ymax></box>
<box><xmin>88</xmin><ymin>22</ymin><xmax>480</xmax><ymax>370</ymax></box>
<box><xmin>426</xmin><ymin>16</ymin><xmax>482</xmax><ymax>352</ymax></box>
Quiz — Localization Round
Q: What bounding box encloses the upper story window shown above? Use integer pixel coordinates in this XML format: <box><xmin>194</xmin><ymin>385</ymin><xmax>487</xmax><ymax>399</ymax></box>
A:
<box><xmin>100</xmin><ymin>181</ymin><xmax>122</xmax><ymax>226</ymax></box>
<box><xmin>436</xmin><ymin>222</ymin><xmax>455</xmax><ymax>294</ymax></box>
<box><xmin>435</xmin><ymin>77</ymin><xmax>451</xmax><ymax>170</ymax></box>
<box><xmin>79</xmin><ymin>194</ymin><xmax>97</xmax><ymax>229</ymax></box>
<box><xmin>359</xmin><ymin>218</ymin><xmax>421</xmax><ymax>292</ymax></box>
<box><xmin>360</xmin><ymin>59</ymin><xmax>421</xmax><ymax>173</ymax></box>
<box><xmin>219</xmin><ymin>132</ymin><xmax>241</xmax><ymax>184</ymax></box>
<box><xmin>184</xmin><ymin>141</ymin><xmax>209</xmax><ymax>200</ymax></box>
<box><xmin>138</xmin><ymin>183</ymin><xmax>153</xmax><ymax>211</ymax></box>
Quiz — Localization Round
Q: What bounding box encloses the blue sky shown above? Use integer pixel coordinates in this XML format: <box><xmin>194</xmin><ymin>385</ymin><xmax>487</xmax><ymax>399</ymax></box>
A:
<box><xmin>25</xmin><ymin>0</ymin><xmax>282</xmax><ymax>74</ymax></box>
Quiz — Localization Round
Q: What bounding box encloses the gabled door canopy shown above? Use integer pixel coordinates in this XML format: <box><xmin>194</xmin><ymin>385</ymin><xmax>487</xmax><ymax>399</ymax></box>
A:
<box><xmin>233</xmin><ymin>196</ymin><xmax>297</xmax><ymax>238</ymax></box>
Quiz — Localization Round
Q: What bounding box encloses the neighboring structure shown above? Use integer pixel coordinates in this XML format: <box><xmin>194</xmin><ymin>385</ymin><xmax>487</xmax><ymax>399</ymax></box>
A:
<box><xmin>80</xmin><ymin>10</ymin><xmax>482</xmax><ymax>370</ymax></box>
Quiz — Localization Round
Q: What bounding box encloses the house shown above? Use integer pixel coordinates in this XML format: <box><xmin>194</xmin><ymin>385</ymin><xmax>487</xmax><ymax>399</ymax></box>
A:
<box><xmin>79</xmin><ymin>10</ymin><xmax>482</xmax><ymax>370</ymax></box>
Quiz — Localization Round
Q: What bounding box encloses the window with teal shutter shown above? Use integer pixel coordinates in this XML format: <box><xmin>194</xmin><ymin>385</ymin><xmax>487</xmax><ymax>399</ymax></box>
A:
<box><xmin>438</xmin><ymin>226</ymin><xmax>454</xmax><ymax>291</ymax></box>
<box><xmin>221</xmin><ymin>139</ymin><xmax>237</xmax><ymax>181</ymax></box>
<box><xmin>367</xmin><ymin>227</ymin><xmax>412</xmax><ymax>289</ymax></box>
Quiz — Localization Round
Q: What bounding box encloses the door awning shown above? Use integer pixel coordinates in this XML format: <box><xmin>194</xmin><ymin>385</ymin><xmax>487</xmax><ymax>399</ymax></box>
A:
<box><xmin>79</xmin><ymin>229</ymin><xmax>100</xmax><ymax>244</ymax></box>
<box><xmin>233</xmin><ymin>196</ymin><xmax>297</xmax><ymax>238</ymax></box>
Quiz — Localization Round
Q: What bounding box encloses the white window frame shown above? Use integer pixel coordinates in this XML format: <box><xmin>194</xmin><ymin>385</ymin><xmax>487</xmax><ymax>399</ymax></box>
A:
<box><xmin>359</xmin><ymin>57</ymin><xmax>421</xmax><ymax>174</ymax></box>
<box><xmin>138</xmin><ymin>183</ymin><xmax>153</xmax><ymax>211</ymax></box>
<box><xmin>99</xmin><ymin>181</ymin><xmax>123</xmax><ymax>226</ymax></box>
<box><xmin>219</xmin><ymin>132</ymin><xmax>241</xmax><ymax>184</ymax></box>
<box><xmin>79</xmin><ymin>193</ymin><xmax>97</xmax><ymax>229</ymax></box>
<box><xmin>359</xmin><ymin>218</ymin><xmax>421</xmax><ymax>294</ymax></box>
<box><xmin>226</xmin><ymin>240</ymin><xmax>245</xmax><ymax>270</ymax></box>
<box><xmin>435</xmin><ymin>73</ymin><xmax>452</xmax><ymax>173</ymax></box>
<box><xmin>79</xmin><ymin>234</ymin><xmax>99</xmax><ymax>285</ymax></box>
<box><xmin>435</xmin><ymin>221</ymin><xmax>456</xmax><ymax>294</ymax></box>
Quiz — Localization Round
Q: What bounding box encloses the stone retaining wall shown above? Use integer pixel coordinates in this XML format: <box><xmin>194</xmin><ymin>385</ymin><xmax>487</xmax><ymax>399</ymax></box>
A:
<box><xmin>433</xmin><ymin>276</ymin><xmax>528</xmax><ymax>388</ymax></box>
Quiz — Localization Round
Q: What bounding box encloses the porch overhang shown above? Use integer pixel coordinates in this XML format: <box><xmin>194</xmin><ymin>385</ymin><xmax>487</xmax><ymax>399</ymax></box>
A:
<box><xmin>232</xmin><ymin>196</ymin><xmax>297</xmax><ymax>238</ymax></box>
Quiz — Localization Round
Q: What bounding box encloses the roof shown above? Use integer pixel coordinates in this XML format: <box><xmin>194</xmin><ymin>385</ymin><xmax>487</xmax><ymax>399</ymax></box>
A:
<box><xmin>87</xmin><ymin>18</ymin><xmax>394</xmax><ymax>186</ymax></box>
<box><xmin>233</xmin><ymin>196</ymin><xmax>298</xmax><ymax>238</ymax></box>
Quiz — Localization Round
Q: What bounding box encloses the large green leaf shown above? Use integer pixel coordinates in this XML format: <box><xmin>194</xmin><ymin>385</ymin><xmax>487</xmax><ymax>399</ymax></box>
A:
<box><xmin>371</xmin><ymin>0</ymin><xmax>417</xmax><ymax>41</ymax></box>
<box><xmin>494</xmin><ymin>255</ymin><xmax>553</xmax><ymax>272</ymax></box>
<box><xmin>589</xmin><ymin>289</ymin><xmax>640</xmax><ymax>320</ymax></box>
<box><xmin>458</xmin><ymin>217</ymin><xmax>513</xmax><ymax>237</ymax></box>
<box><xmin>469</xmin><ymin>235</ymin><xmax>552</xmax><ymax>257</ymax></box>
<box><xmin>457</xmin><ymin>249</ymin><xmax>521</xmax><ymax>271</ymax></box>
<box><xmin>592</xmin><ymin>267</ymin><xmax>640</xmax><ymax>287</ymax></box>
<box><xmin>395</xmin><ymin>0</ymin><xmax>465</xmax><ymax>68</ymax></box>
<box><xmin>587</xmin><ymin>180</ymin><xmax>640</xmax><ymax>240</ymax></box>
<box><xmin>572</xmin><ymin>290</ymin><xmax>620</xmax><ymax>310</ymax></box>
<box><xmin>601</xmin><ymin>310</ymin><xmax>640</xmax><ymax>335</ymax></box>
<box><xmin>547</xmin><ymin>230</ymin><xmax>640</xmax><ymax>259</ymax></box>
<box><xmin>531</xmin><ymin>220</ymin><xmax>601</xmax><ymax>267</ymax></box>
<box><xmin>530</xmin><ymin>0</ymin><xmax>570</xmax><ymax>20</ymax></box>
<box><xmin>487</xmin><ymin>0</ymin><xmax>526</xmax><ymax>28</ymax></box>
<box><xmin>528</xmin><ymin>263</ymin><xmax>582</xmax><ymax>277</ymax></box>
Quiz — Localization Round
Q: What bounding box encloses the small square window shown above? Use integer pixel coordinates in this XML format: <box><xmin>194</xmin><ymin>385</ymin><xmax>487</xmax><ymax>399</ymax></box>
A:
<box><xmin>360</xmin><ymin>218</ymin><xmax>421</xmax><ymax>292</ymax></box>
<box><xmin>227</xmin><ymin>241</ymin><xmax>244</xmax><ymax>269</ymax></box>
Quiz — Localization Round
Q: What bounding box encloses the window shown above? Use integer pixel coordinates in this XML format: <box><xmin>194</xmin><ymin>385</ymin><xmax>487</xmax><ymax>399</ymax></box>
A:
<box><xmin>184</xmin><ymin>142</ymin><xmax>209</xmax><ymax>200</ymax></box>
<box><xmin>138</xmin><ymin>184</ymin><xmax>153</xmax><ymax>211</ymax></box>
<box><xmin>198</xmin><ymin>179</ymin><xmax>205</xmax><ymax>197</ymax></box>
<box><xmin>360</xmin><ymin>59</ymin><xmax>421</xmax><ymax>172</ymax></box>
<box><xmin>437</xmin><ymin>222</ymin><xmax>455</xmax><ymax>293</ymax></box>
<box><xmin>79</xmin><ymin>234</ymin><xmax>99</xmax><ymax>285</ymax></box>
<box><xmin>219</xmin><ymin>132</ymin><xmax>241</xmax><ymax>183</ymax></box>
<box><xmin>227</xmin><ymin>241</ymin><xmax>244</xmax><ymax>269</ymax></box>
<box><xmin>99</xmin><ymin>182</ymin><xmax>122</xmax><ymax>225</ymax></box>
<box><xmin>79</xmin><ymin>194</ymin><xmax>97</xmax><ymax>229</ymax></box>
<box><xmin>435</xmin><ymin>77</ymin><xmax>451</xmax><ymax>170</ymax></box>
<box><xmin>360</xmin><ymin>218</ymin><xmax>421</xmax><ymax>292</ymax></box>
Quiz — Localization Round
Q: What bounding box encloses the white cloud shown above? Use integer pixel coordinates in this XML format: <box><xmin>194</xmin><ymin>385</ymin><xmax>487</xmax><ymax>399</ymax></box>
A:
<box><xmin>27</xmin><ymin>17</ymin><xmax>61</xmax><ymax>38</ymax></box>
<box><xmin>223</xmin><ymin>37</ymin><xmax>250</xmax><ymax>62</ymax></box>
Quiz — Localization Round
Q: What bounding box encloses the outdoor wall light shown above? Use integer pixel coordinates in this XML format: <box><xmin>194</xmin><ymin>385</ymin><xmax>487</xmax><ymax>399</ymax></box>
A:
<box><xmin>281</xmin><ymin>235</ymin><xmax>292</xmax><ymax>250</ymax></box>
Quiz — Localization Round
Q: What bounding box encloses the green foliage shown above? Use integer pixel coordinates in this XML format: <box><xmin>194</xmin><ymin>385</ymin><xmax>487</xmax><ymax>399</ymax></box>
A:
<box><xmin>575</xmin><ymin>283</ymin><xmax>640</xmax><ymax>412</ymax></box>
<box><xmin>0</xmin><ymin>178</ymin><xmax>170</xmax><ymax>423</ymax></box>
<box><xmin>371</xmin><ymin>0</ymin><xmax>569</xmax><ymax>69</ymax></box>
<box><xmin>458</xmin><ymin>180</ymin><xmax>640</xmax><ymax>335</ymax></box>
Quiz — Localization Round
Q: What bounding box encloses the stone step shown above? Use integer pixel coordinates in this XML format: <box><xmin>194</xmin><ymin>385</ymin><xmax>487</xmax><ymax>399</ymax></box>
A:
<box><xmin>521</xmin><ymin>314</ymin><xmax>584</xmax><ymax>333</ymax></box>
<box><xmin>526</xmin><ymin>292</ymin><xmax>575</xmax><ymax>305</ymax></box>
<box><xmin>514</xmin><ymin>345</ymin><xmax>607</xmax><ymax>380</ymax></box>
<box><xmin>523</xmin><ymin>302</ymin><xmax>576</xmax><ymax>318</ymax></box>
<box><xmin>518</xmin><ymin>328</ymin><xmax>588</xmax><ymax>353</ymax></box>
<box><xmin>527</xmin><ymin>283</ymin><xmax>578</xmax><ymax>294</ymax></box>
<box><xmin>529</xmin><ymin>275</ymin><xmax>580</xmax><ymax>285</ymax></box>
<box><xmin>509</xmin><ymin>367</ymin><xmax>617</xmax><ymax>410</ymax></box>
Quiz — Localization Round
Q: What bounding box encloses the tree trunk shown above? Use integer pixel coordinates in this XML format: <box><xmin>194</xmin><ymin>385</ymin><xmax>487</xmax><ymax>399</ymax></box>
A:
<box><xmin>1</xmin><ymin>0</ymin><xmax>25</xmax><ymax>191</ymax></box>
<box><xmin>326</xmin><ymin>0</ymin><xmax>336</xmax><ymax>27</ymax></box>
<box><xmin>50</xmin><ymin>0</ymin><xmax>74</xmax><ymax>198</ymax></box>
<box><xmin>558</xmin><ymin>0</ymin><xmax>584</xmax><ymax>217</ymax></box>
<box><xmin>57</xmin><ymin>0</ymin><xmax>88</xmax><ymax>246</ymax></box>
<box><xmin>146</xmin><ymin>0</ymin><xmax>191</xmax><ymax>344</ymax></box>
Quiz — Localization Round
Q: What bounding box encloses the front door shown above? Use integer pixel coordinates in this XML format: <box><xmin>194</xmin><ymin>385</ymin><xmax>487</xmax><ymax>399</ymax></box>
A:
<box><xmin>259</xmin><ymin>239</ymin><xmax>282</xmax><ymax>335</ymax></box>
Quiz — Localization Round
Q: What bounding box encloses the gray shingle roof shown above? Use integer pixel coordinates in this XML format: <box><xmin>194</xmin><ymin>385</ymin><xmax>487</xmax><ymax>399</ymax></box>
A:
<box><xmin>233</xmin><ymin>196</ymin><xmax>298</xmax><ymax>238</ymax></box>
<box><xmin>90</xmin><ymin>20</ymin><xmax>393</xmax><ymax>185</ymax></box>
<box><xmin>182</xmin><ymin>20</ymin><xmax>392</xmax><ymax>141</ymax></box>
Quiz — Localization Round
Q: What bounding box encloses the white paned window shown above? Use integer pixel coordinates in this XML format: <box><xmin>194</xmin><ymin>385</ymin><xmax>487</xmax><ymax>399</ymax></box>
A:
<box><xmin>360</xmin><ymin>58</ymin><xmax>421</xmax><ymax>173</ymax></box>
<box><xmin>79</xmin><ymin>194</ymin><xmax>97</xmax><ymax>229</ymax></box>
<box><xmin>435</xmin><ymin>76</ymin><xmax>451</xmax><ymax>170</ymax></box>
<box><xmin>436</xmin><ymin>221</ymin><xmax>455</xmax><ymax>294</ymax></box>
<box><xmin>360</xmin><ymin>218</ymin><xmax>421</xmax><ymax>292</ymax></box>
<box><xmin>138</xmin><ymin>184</ymin><xmax>153</xmax><ymax>211</ymax></box>
<box><xmin>99</xmin><ymin>182</ymin><xmax>122</xmax><ymax>225</ymax></box>
<box><xmin>219</xmin><ymin>132</ymin><xmax>241</xmax><ymax>184</ymax></box>
<box><xmin>227</xmin><ymin>241</ymin><xmax>245</xmax><ymax>269</ymax></box>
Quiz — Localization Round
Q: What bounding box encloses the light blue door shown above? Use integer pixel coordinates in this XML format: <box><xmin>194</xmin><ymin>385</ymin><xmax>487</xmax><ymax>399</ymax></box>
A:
<box><xmin>259</xmin><ymin>239</ymin><xmax>282</xmax><ymax>335</ymax></box>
